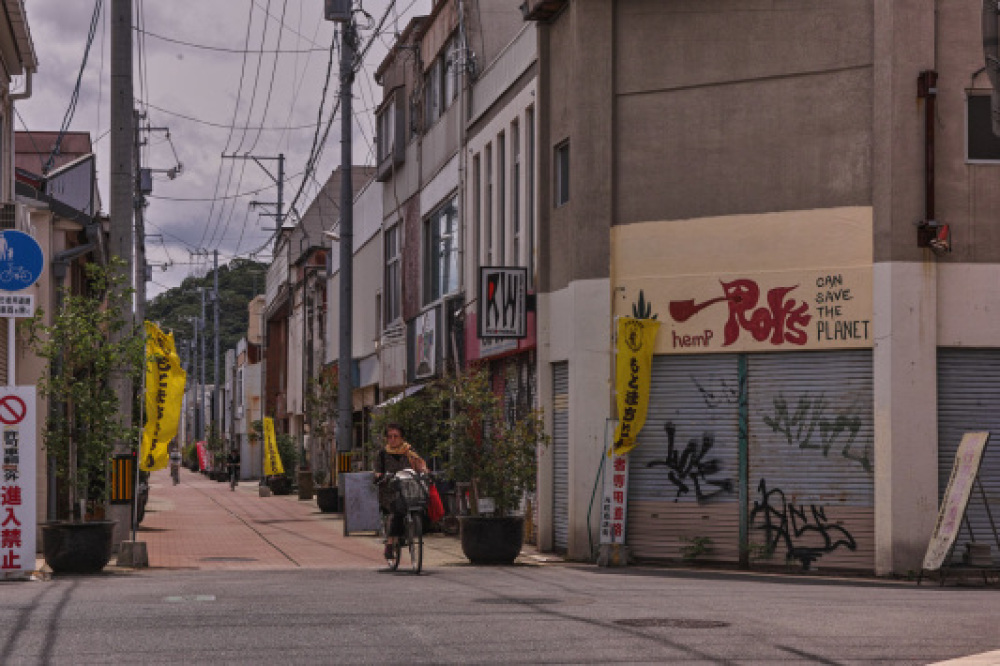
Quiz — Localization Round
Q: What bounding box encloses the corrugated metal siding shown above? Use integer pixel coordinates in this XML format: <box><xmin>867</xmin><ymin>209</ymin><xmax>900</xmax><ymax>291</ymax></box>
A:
<box><xmin>552</xmin><ymin>362</ymin><xmax>569</xmax><ymax>552</ymax></box>
<box><xmin>627</xmin><ymin>354</ymin><xmax>740</xmax><ymax>563</ymax></box>
<box><xmin>937</xmin><ymin>349</ymin><xmax>1000</xmax><ymax>566</ymax></box>
<box><xmin>748</xmin><ymin>350</ymin><xmax>875</xmax><ymax>571</ymax></box>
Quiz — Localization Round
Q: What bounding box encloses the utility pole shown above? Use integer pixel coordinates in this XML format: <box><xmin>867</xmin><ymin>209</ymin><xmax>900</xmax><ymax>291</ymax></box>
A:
<box><xmin>109</xmin><ymin>0</ymin><xmax>135</xmax><ymax>548</ymax></box>
<box><xmin>134</xmin><ymin>108</ymin><xmax>146</xmax><ymax>323</ymax></box>
<box><xmin>324</xmin><ymin>6</ymin><xmax>357</xmax><ymax>456</ymax></box>
<box><xmin>213</xmin><ymin>250</ymin><xmax>221</xmax><ymax>446</ymax></box>
<box><xmin>200</xmin><ymin>287</ymin><xmax>207</xmax><ymax>442</ymax></box>
<box><xmin>223</xmin><ymin>153</ymin><xmax>286</xmax><ymax>229</ymax></box>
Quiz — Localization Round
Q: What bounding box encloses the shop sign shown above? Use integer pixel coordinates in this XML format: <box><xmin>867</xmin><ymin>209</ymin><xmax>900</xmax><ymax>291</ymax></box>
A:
<box><xmin>0</xmin><ymin>387</ymin><xmax>35</xmax><ymax>579</ymax></box>
<box><xmin>600</xmin><ymin>452</ymin><xmax>628</xmax><ymax>545</ymax></box>
<box><xmin>478</xmin><ymin>266</ymin><xmax>527</xmax><ymax>339</ymax></box>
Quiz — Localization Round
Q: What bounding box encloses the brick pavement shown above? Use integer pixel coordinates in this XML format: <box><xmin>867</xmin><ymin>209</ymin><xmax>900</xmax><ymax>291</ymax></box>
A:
<box><xmin>109</xmin><ymin>465</ymin><xmax>548</xmax><ymax>573</ymax></box>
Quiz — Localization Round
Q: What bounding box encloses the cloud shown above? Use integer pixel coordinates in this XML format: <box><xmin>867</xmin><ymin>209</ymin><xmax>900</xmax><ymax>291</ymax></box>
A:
<box><xmin>16</xmin><ymin>0</ymin><xmax>431</xmax><ymax>299</ymax></box>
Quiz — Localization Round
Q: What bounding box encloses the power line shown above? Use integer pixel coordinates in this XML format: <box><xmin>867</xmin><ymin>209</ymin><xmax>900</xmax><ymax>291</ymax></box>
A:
<box><xmin>43</xmin><ymin>0</ymin><xmax>104</xmax><ymax>174</ymax></box>
<box><xmin>133</xmin><ymin>26</ymin><xmax>327</xmax><ymax>54</ymax></box>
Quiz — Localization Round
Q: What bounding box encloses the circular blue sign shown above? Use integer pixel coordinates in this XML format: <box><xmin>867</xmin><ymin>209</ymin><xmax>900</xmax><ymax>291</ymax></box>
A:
<box><xmin>0</xmin><ymin>230</ymin><xmax>44</xmax><ymax>291</ymax></box>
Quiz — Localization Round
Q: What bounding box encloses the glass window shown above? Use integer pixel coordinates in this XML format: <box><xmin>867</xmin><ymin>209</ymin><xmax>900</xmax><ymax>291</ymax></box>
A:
<box><xmin>473</xmin><ymin>154</ymin><xmax>481</xmax><ymax>271</ymax></box>
<box><xmin>384</xmin><ymin>223</ymin><xmax>402</xmax><ymax>324</ymax></box>
<box><xmin>498</xmin><ymin>131</ymin><xmax>506</xmax><ymax>265</ymax></box>
<box><xmin>967</xmin><ymin>94</ymin><xmax>1000</xmax><ymax>162</ymax></box>
<box><xmin>485</xmin><ymin>144</ymin><xmax>493</xmax><ymax>265</ymax></box>
<box><xmin>555</xmin><ymin>140</ymin><xmax>570</xmax><ymax>207</ymax></box>
<box><xmin>511</xmin><ymin>120</ymin><xmax>521</xmax><ymax>268</ymax></box>
<box><xmin>527</xmin><ymin>107</ymin><xmax>535</xmax><ymax>288</ymax></box>
<box><xmin>424</xmin><ymin>196</ymin><xmax>459</xmax><ymax>303</ymax></box>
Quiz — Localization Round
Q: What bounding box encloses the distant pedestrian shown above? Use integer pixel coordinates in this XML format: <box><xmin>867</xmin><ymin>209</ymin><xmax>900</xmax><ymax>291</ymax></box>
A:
<box><xmin>227</xmin><ymin>446</ymin><xmax>241</xmax><ymax>490</ymax></box>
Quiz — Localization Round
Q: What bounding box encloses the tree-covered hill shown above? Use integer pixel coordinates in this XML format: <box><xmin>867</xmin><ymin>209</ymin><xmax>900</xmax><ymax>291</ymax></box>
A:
<box><xmin>144</xmin><ymin>258</ymin><xmax>268</xmax><ymax>384</ymax></box>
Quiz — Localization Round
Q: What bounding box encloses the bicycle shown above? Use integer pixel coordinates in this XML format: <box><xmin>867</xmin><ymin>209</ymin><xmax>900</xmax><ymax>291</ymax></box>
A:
<box><xmin>170</xmin><ymin>463</ymin><xmax>180</xmax><ymax>485</ymax></box>
<box><xmin>380</xmin><ymin>469</ymin><xmax>429</xmax><ymax>574</ymax></box>
<box><xmin>229</xmin><ymin>466</ymin><xmax>238</xmax><ymax>491</ymax></box>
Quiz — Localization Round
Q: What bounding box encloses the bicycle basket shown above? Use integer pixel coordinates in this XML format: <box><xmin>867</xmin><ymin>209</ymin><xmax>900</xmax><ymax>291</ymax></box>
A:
<box><xmin>392</xmin><ymin>471</ymin><xmax>428</xmax><ymax>510</ymax></box>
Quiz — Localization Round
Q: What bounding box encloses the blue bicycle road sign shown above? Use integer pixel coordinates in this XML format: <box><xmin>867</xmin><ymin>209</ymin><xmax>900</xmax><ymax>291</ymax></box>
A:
<box><xmin>0</xmin><ymin>230</ymin><xmax>43</xmax><ymax>291</ymax></box>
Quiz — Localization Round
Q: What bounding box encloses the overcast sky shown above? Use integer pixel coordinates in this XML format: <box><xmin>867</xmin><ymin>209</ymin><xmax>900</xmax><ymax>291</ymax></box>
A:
<box><xmin>16</xmin><ymin>0</ymin><xmax>431</xmax><ymax>300</ymax></box>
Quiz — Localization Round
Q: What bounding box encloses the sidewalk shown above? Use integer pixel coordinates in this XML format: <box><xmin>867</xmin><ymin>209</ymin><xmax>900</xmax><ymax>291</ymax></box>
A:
<box><xmin>101</xmin><ymin>465</ymin><xmax>553</xmax><ymax>573</ymax></box>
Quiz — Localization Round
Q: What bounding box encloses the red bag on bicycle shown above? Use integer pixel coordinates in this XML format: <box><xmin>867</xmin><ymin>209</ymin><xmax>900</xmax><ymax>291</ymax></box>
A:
<box><xmin>427</xmin><ymin>482</ymin><xmax>445</xmax><ymax>523</ymax></box>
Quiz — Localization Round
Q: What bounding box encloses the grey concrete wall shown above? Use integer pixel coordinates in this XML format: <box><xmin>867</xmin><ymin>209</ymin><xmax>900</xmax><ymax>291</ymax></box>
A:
<box><xmin>615</xmin><ymin>0</ymin><xmax>873</xmax><ymax>225</ymax></box>
<box><xmin>933</xmin><ymin>0</ymin><xmax>1000</xmax><ymax>264</ymax></box>
<box><xmin>541</xmin><ymin>0</ymin><xmax>614</xmax><ymax>294</ymax></box>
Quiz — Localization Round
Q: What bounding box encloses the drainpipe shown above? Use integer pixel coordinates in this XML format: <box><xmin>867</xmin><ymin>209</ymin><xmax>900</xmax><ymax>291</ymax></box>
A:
<box><xmin>917</xmin><ymin>71</ymin><xmax>938</xmax><ymax>247</ymax></box>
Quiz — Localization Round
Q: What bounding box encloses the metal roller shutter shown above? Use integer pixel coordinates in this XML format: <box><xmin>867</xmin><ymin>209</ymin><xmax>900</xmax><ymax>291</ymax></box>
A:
<box><xmin>747</xmin><ymin>350</ymin><xmax>875</xmax><ymax>571</ymax></box>
<box><xmin>552</xmin><ymin>362</ymin><xmax>569</xmax><ymax>552</ymax></box>
<box><xmin>937</xmin><ymin>349</ymin><xmax>1000</xmax><ymax>567</ymax></box>
<box><xmin>627</xmin><ymin>354</ymin><xmax>741</xmax><ymax>563</ymax></box>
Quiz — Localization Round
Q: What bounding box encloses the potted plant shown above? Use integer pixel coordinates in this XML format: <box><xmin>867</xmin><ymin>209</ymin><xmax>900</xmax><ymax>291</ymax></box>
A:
<box><xmin>432</xmin><ymin>367</ymin><xmax>548</xmax><ymax>564</ymax></box>
<box><xmin>24</xmin><ymin>259</ymin><xmax>143</xmax><ymax>573</ymax></box>
<box><xmin>269</xmin><ymin>432</ymin><xmax>298</xmax><ymax>495</ymax></box>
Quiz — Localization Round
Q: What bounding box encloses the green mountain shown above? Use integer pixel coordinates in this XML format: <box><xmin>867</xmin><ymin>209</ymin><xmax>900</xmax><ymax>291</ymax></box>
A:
<box><xmin>144</xmin><ymin>257</ymin><xmax>268</xmax><ymax>384</ymax></box>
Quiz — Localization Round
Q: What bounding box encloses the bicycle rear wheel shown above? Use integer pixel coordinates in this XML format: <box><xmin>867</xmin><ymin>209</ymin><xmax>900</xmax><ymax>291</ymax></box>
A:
<box><xmin>406</xmin><ymin>512</ymin><xmax>423</xmax><ymax>574</ymax></box>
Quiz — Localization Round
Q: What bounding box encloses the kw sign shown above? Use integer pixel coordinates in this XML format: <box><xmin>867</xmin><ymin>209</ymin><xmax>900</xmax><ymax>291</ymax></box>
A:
<box><xmin>478</xmin><ymin>267</ymin><xmax>527</xmax><ymax>339</ymax></box>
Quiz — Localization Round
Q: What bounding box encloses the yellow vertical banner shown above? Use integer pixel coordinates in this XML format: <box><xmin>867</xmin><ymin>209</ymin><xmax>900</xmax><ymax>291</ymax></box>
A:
<box><xmin>611</xmin><ymin>318</ymin><xmax>660</xmax><ymax>456</ymax></box>
<box><xmin>141</xmin><ymin>321</ymin><xmax>187</xmax><ymax>471</ymax></box>
<box><xmin>263</xmin><ymin>417</ymin><xmax>284</xmax><ymax>476</ymax></box>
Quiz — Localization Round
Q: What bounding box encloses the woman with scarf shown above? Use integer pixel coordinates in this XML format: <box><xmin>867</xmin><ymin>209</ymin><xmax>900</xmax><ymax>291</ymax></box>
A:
<box><xmin>374</xmin><ymin>423</ymin><xmax>428</xmax><ymax>559</ymax></box>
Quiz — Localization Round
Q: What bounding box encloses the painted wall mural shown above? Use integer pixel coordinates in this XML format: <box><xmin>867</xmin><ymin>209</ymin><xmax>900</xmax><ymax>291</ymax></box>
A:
<box><xmin>612</xmin><ymin>207</ymin><xmax>874</xmax><ymax>355</ymax></box>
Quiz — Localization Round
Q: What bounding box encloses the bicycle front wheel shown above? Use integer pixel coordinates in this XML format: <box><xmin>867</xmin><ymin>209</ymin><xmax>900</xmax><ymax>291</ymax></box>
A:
<box><xmin>406</xmin><ymin>511</ymin><xmax>423</xmax><ymax>574</ymax></box>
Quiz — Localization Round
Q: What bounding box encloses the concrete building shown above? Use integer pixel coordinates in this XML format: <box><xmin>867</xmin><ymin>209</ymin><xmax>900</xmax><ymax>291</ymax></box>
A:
<box><xmin>373</xmin><ymin>0</ymin><xmax>527</xmax><ymax>409</ymax></box>
<box><xmin>526</xmin><ymin>0</ymin><xmax>1000</xmax><ymax>576</ymax></box>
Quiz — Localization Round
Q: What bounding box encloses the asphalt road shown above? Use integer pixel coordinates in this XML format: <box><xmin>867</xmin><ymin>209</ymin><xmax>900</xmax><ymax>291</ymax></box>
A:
<box><xmin>1</xmin><ymin>467</ymin><xmax>997</xmax><ymax>665</ymax></box>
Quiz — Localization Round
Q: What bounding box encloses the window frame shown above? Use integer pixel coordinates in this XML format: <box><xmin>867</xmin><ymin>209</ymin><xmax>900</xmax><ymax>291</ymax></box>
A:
<box><xmin>423</xmin><ymin>195</ymin><xmax>460</xmax><ymax>305</ymax></box>
<box><xmin>384</xmin><ymin>222</ymin><xmax>402</xmax><ymax>325</ymax></box>
<box><xmin>498</xmin><ymin>131</ymin><xmax>506</xmax><ymax>265</ymax></box>
<box><xmin>967</xmin><ymin>92</ymin><xmax>1000</xmax><ymax>164</ymax></box>
<box><xmin>554</xmin><ymin>139</ymin><xmax>570</xmax><ymax>207</ymax></box>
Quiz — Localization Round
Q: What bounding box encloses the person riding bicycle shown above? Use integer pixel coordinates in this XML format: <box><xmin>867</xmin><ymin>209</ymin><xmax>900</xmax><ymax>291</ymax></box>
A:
<box><xmin>226</xmin><ymin>446</ymin><xmax>241</xmax><ymax>488</ymax></box>
<box><xmin>373</xmin><ymin>423</ymin><xmax>427</xmax><ymax>560</ymax></box>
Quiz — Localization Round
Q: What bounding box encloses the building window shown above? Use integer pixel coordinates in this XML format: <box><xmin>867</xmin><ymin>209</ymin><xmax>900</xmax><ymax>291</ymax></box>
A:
<box><xmin>424</xmin><ymin>196</ymin><xmax>459</xmax><ymax>303</ymax></box>
<box><xmin>511</xmin><ymin>119</ymin><xmax>521</xmax><ymax>268</ymax></box>
<box><xmin>376</xmin><ymin>103</ymin><xmax>394</xmax><ymax>165</ymax></box>
<box><xmin>527</xmin><ymin>107</ymin><xmax>535</xmax><ymax>288</ymax></box>
<box><xmin>485</xmin><ymin>143</ymin><xmax>493</xmax><ymax>265</ymax></box>
<box><xmin>423</xmin><ymin>35</ymin><xmax>459</xmax><ymax>131</ymax></box>
<box><xmin>473</xmin><ymin>153</ymin><xmax>481</xmax><ymax>271</ymax></box>
<box><xmin>967</xmin><ymin>93</ymin><xmax>1000</xmax><ymax>162</ymax></box>
<box><xmin>498</xmin><ymin>131</ymin><xmax>506</xmax><ymax>265</ymax></box>
<box><xmin>425</xmin><ymin>58</ymin><xmax>443</xmax><ymax>127</ymax></box>
<box><xmin>384</xmin><ymin>222</ymin><xmax>402</xmax><ymax>324</ymax></box>
<box><xmin>555</xmin><ymin>140</ymin><xmax>570</xmax><ymax>207</ymax></box>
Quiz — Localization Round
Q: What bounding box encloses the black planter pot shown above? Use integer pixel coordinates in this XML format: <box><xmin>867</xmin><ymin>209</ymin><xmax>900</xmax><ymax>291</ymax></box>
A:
<box><xmin>41</xmin><ymin>521</ymin><xmax>116</xmax><ymax>574</ymax></box>
<box><xmin>269</xmin><ymin>476</ymin><xmax>292</xmax><ymax>495</ymax></box>
<box><xmin>459</xmin><ymin>516</ymin><xmax>525</xmax><ymax>564</ymax></box>
<box><xmin>315</xmin><ymin>486</ymin><xmax>340</xmax><ymax>513</ymax></box>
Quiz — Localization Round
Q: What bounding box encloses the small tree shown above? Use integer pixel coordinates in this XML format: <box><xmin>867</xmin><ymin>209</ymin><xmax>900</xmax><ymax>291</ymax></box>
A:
<box><xmin>24</xmin><ymin>259</ymin><xmax>143</xmax><ymax>520</ymax></box>
<box><xmin>434</xmin><ymin>366</ymin><xmax>548</xmax><ymax>517</ymax></box>
<box><xmin>369</xmin><ymin>384</ymin><xmax>448</xmax><ymax>469</ymax></box>
<box><xmin>304</xmin><ymin>371</ymin><xmax>337</xmax><ymax>486</ymax></box>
